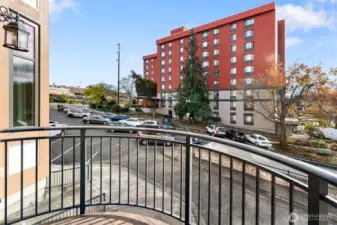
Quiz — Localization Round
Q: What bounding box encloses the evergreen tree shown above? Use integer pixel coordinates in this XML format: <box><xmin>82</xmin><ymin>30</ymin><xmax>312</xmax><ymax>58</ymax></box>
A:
<box><xmin>174</xmin><ymin>29</ymin><xmax>211</xmax><ymax>121</ymax></box>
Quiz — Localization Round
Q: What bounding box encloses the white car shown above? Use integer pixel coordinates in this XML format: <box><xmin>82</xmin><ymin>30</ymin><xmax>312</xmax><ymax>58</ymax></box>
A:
<box><xmin>141</xmin><ymin>120</ymin><xmax>158</xmax><ymax>126</ymax></box>
<box><xmin>49</xmin><ymin>120</ymin><xmax>67</xmax><ymax>136</ymax></box>
<box><xmin>205</xmin><ymin>125</ymin><xmax>226</xmax><ymax>137</ymax></box>
<box><xmin>245</xmin><ymin>134</ymin><xmax>272</xmax><ymax>148</ymax></box>
<box><xmin>67</xmin><ymin>109</ymin><xmax>91</xmax><ymax>118</ymax></box>
<box><xmin>320</xmin><ymin>128</ymin><xmax>337</xmax><ymax>140</ymax></box>
<box><xmin>120</xmin><ymin>118</ymin><xmax>142</xmax><ymax>127</ymax></box>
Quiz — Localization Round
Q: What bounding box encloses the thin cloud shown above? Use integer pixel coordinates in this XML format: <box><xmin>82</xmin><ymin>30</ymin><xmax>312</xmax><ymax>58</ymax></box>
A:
<box><xmin>49</xmin><ymin>0</ymin><xmax>78</xmax><ymax>20</ymax></box>
<box><xmin>286</xmin><ymin>37</ymin><xmax>303</xmax><ymax>48</ymax></box>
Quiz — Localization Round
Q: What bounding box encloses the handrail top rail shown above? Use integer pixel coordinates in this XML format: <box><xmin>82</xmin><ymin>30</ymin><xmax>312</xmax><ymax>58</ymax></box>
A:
<box><xmin>1</xmin><ymin>126</ymin><xmax>337</xmax><ymax>186</ymax></box>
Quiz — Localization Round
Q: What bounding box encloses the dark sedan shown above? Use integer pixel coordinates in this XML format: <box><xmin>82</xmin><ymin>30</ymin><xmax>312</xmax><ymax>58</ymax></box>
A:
<box><xmin>226</xmin><ymin>129</ymin><xmax>246</xmax><ymax>142</ymax></box>
<box><xmin>83</xmin><ymin>115</ymin><xmax>110</xmax><ymax>125</ymax></box>
<box><xmin>103</xmin><ymin>114</ymin><xmax>129</xmax><ymax>121</ymax></box>
<box><xmin>108</xmin><ymin>121</ymin><xmax>134</xmax><ymax>133</ymax></box>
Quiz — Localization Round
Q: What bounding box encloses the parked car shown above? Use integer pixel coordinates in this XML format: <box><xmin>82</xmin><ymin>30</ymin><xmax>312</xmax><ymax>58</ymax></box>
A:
<box><xmin>49</xmin><ymin>120</ymin><xmax>67</xmax><ymax>136</ymax></box>
<box><xmin>120</xmin><ymin>118</ymin><xmax>142</xmax><ymax>127</ymax></box>
<box><xmin>160</xmin><ymin>125</ymin><xmax>176</xmax><ymax>130</ymax></box>
<box><xmin>57</xmin><ymin>104</ymin><xmax>64</xmax><ymax>111</ymax></box>
<box><xmin>141</xmin><ymin>120</ymin><xmax>158</xmax><ymax>126</ymax></box>
<box><xmin>320</xmin><ymin>128</ymin><xmax>337</xmax><ymax>140</ymax></box>
<box><xmin>245</xmin><ymin>134</ymin><xmax>272</xmax><ymax>148</ymax></box>
<box><xmin>137</xmin><ymin>131</ymin><xmax>175</xmax><ymax>146</ymax></box>
<box><xmin>192</xmin><ymin>137</ymin><xmax>210</xmax><ymax>145</ymax></box>
<box><xmin>311</xmin><ymin>127</ymin><xmax>324</xmax><ymax>139</ymax></box>
<box><xmin>83</xmin><ymin>115</ymin><xmax>110</xmax><ymax>125</ymax></box>
<box><xmin>67</xmin><ymin>109</ymin><xmax>91</xmax><ymax>118</ymax></box>
<box><xmin>226</xmin><ymin>130</ymin><xmax>246</xmax><ymax>142</ymax></box>
<box><xmin>108</xmin><ymin>121</ymin><xmax>134</xmax><ymax>133</ymax></box>
<box><xmin>205</xmin><ymin>125</ymin><xmax>226</xmax><ymax>137</ymax></box>
<box><xmin>63</xmin><ymin>107</ymin><xmax>72</xmax><ymax>114</ymax></box>
<box><xmin>103</xmin><ymin>114</ymin><xmax>129</xmax><ymax>121</ymax></box>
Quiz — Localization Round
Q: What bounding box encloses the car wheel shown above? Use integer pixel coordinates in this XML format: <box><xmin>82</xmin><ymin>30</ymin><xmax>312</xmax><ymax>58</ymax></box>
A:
<box><xmin>68</xmin><ymin>114</ymin><xmax>73</xmax><ymax>117</ymax></box>
<box><xmin>141</xmin><ymin>139</ymin><xmax>147</xmax><ymax>145</ymax></box>
<box><xmin>255</xmin><ymin>142</ymin><xmax>258</xmax><ymax>146</ymax></box>
<box><xmin>212</xmin><ymin>133</ymin><xmax>215</xmax><ymax>137</ymax></box>
<box><xmin>86</xmin><ymin>120</ymin><xmax>90</xmax><ymax>124</ymax></box>
<box><xmin>110</xmin><ymin>130</ymin><xmax>114</xmax><ymax>133</ymax></box>
<box><xmin>103</xmin><ymin>121</ymin><xmax>107</xmax><ymax>125</ymax></box>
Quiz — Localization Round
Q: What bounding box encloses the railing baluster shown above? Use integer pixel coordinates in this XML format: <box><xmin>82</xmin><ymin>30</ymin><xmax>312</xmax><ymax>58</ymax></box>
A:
<box><xmin>289</xmin><ymin>182</ymin><xmax>294</xmax><ymax>225</ymax></box>
<box><xmin>80</xmin><ymin>129</ymin><xmax>86</xmax><ymax>214</ymax></box>
<box><xmin>20</xmin><ymin>140</ymin><xmax>24</xmax><ymax>220</ymax></box>
<box><xmin>35</xmin><ymin>139</ymin><xmax>39</xmax><ymax>215</ymax></box>
<box><xmin>109</xmin><ymin>137</ymin><xmax>112</xmax><ymax>204</ymax></box>
<box><xmin>4</xmin><ymin>141</ymin><xmax>8</xmax><ymax>225</ymax></box>
<box><xmin>90</xmin><ymin>137</ymin><xmax>93</xmax><ymax>205</ymax></box>
<box><xmin>100</xmin><ymin>137</ymin><xmax>103</xmax><ymax>204</ymax></box>
<box><xmin>256</xmin><ymin>168</ymin><xmax>260</xmax><ymax>225</ymax></box>
<box><xmin>162</xmin><ymin>141</ymin><xmax>165</xmax><ymax>212</ymax></box>
<box><xmin>271</xmin><ymin>175</ymin><xmax>275</xmax><ymax>225</ymax></box>
<box><xmin>49</xmin><ymin>138</ymin><xmax>52</xmax><ymax>212</ymax></box>
<box><xmin>128</xmin><ymin>138</ymin><xmax>130</xmax><ymax>204</ymax></box>
<box><xmin>308</xmin><ymin>175</ymin><xmax>328</xmax><ymax>225</ymax></box>
<box><xmin>145</xmin><ymin>139</ymin><xmax>148</xmax><ymax>207</ymax></box>
<box><xmin>61</xmin><ymin>137</ymin><xmax>64</xmax><ymax>209</ymax></box>
<box><xmin>218</xmin><ymin>154</ymin><xmax>222</xmax><ymax>225</ymax></box>
<box><xmin>136</xmin><ymin>138</ymin><xmax>139</xmax><ymax>205</ymax></box>
<box><xmin>154</xmin><ymin>140</ymin><xmax>157</xmax><ymax>209</ymax></box>
<box><xmin>119</xmin><ymin>138</ymin><xmax>121</xmax><ymax>203</ymax></box>
<box><xmin>242</xmin><ymin>162</ymin><xmax>246</xmax><ymax>225</ymax></box>
<box><xmin>198</xmin><ymin>148</ymin><xmax>201</xmax><ymax>225</ymax></box>
<box><xmin>171</xmin><ymin>143</ymin><xmax>174</xmax><ymax>215</ymax></box>
<box><xmin>73</xmin><ymin>137</ymin><xmax>75</xmax><ymax>207</ymax></box>
<box><xmin>180</xmin><ymin>144</ymin><xmax>183</xmax><ymax>220</ymax></box>
<box><xmin>208</xmin><ymin>150</ymin><xmax>211</xmax><ymax>225</ymax></box>
<box><xmin>185</xmin><ymin>136</ymin><xmax>192</xmax><ymax>225</ymax></box>
<box><xmin>230</xmin><ymin>157</ymin><xmax>233</xmax><ymax>225</ymax></box>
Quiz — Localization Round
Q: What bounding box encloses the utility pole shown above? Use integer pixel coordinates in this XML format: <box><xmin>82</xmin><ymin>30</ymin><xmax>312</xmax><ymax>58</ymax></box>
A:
<box><xmin>116</xmin><ymin>43</ymin><xmax>120</xmax><ymax>113</ymax></box>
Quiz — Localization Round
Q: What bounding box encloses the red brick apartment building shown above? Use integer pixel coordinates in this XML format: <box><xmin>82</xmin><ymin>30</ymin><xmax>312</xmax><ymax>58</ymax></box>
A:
<box><xmin>143</xmin><ymin>2</ymin><xmax>285</xmax><ymax>133</ymax></box>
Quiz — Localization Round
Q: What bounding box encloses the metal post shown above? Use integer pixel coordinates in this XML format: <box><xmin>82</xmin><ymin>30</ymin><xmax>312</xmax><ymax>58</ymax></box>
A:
<box><xmin>308</xmin><ymin>175</ymin><xmax>328</xmax><ymax>225</ymax></box>
<box><xmin>116</xmin><ymin>43</ymin><xmax>120</xmax><ymax>113</ymax></box>
<box><xmin>80</xmin><ymin>129</ymin><xmax>86</xmax><ymax>214</ymax></box>
<box><xmin>185</xmin><ymin>136</ymin><xmax>192</xmax><ymax>224</ymax></box>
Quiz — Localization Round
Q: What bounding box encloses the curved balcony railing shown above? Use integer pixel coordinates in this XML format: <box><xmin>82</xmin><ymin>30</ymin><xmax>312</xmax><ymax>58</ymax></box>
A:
<box><xmin>1</xmin><ymin>126</ymin><xmax>337</xmax><ymax>225</ymax></box>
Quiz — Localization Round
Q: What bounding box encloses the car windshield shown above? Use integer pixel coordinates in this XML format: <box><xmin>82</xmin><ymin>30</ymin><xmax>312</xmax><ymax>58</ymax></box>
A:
<box><xmin>128</xmin><ymin>119</ymin><xmax>137</xmax><ymax>121</ymax></box>
<box><xmin>218</xmin><ymin>127</ymin><xmax>225</xmax><ymax>132</ymax></box>
<box><xmin>238</xmin><ymin>132</ymin><xmax>245</xmax><ymax>136</ymax></box>
<box><xmin>258</xmin><ymin>136</ymin><xmax>267</xmax><ymax>141</ymax></box>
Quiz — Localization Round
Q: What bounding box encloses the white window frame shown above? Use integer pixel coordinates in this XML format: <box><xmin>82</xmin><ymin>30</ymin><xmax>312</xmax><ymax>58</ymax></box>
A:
<box><xmin>230</xmin><ymin>56</ymin><xmax>236</xmax><ymax>64</ymax></box>
<box><xmin>180</xmin><ymin>56</ymin><xmax>184</xmax><ymax>62</ymax></box>
<box><xmin>168</xmin><ymin>67</ymin><xmax>172</xmax><ymax>73</ymax></box>
<box><xmin>231</xmin><ymin>45</ymin><xmax>236</xmax><ymax>52</ymax></box>
<box><xmin>161</xmin><ymin>77</ymin><xmax>165</xmax><ymax>82</ymax></box>
<box><xmin>180</xmin><ymin>47</ymin><xmax>184</xmax><ymax>53</ymax></box>
<box><xmin>230</xmin><ymin>24</ymin><xmax>236</xmax><ymax>30</ymax></box>
<box><xmin>214</xmin><ymin>80</ymin><xmax>219</xmax><ymax>85</ymax></box>
<box><xmin>231</xmin><ymin>34</ymin><xmax>236</xmax><ymax>41</ymax></box>
<box><xmin>230</xmin><ymin>79</ymin><xmax>236</xmax><ymax>85</ymax></box>
<box><xmin>168</xmin><ymin>42</ymin><xmax>172</xmax><ymax>47</ymax></box>
<box><xmin>202</xmin><ymin>61</ymin><xmax>209</xmax><ymax>68</ymax></box>
<box><xmin>214</xmin><ymin>28</ymin><xmax>219</xmax><ymax>35</ymax></box>
<box><xmin>244</xmin><ymin>54</ymin><xmax>254</xmax><ymax>61</ymax></box>
<box><xmin>161</xmin><ymin>44</ymin><xmax>165</xmax><ymax>49</ymax></box>
<box><xmin>180</xmin><ymin>39</ymin><xmax>184</xmax><ymax>44</ymax></box>
<box><xmin>202</xmin><ymin>41</ymin><xmax>208</xmax><ymax>48</ymax></box>
<box><xmin>168</xmin><ymin>59</ymin><xmax>172</xmax><ymax>64</ymax></box>
<box><xmin>202</xmin><ymin>51</ymin><xmax>209</xmax><ymax>58</ymax></box>
<box><xmin>214</xmin><ymin>60</ymin><xmax>219</xmax><ymax>66</ymax></box>
<box><xmin>161</xmin><ymin>52</ymin><xmax>165</xmax><ymax>57</ymax></box>
<box><xmin>161</xmin><ymin>60</ymin><xmax>165</xmax><ymax>66</ymax></box>
<box><xmin>161</xmin><ymin>68</ymin><xmax>165</xmax><ymax>74</ymax></box>
<box><xmin>245</xmin><ymin>30</ymin><xmax>254</xmax><ymax>38</ymax></box>
<box><xmin>245</xmin><ymin>18</ymin><xmax>255</xmax><ymax>26</ymax></box>
<box><xmin>168</xmin><ymin>76</ymin><xmax>172</xmax><ymax>81</ymax></box>
<box><xmin>214</xmin><ymin>39</ymin><xmax>219</xmax><ymax>45</ymax></box>
<box><xmin>202</xmin><ymin>31</ymin><xmax>208</xmax><ymax>38</ymax></box>
<box><xmin>169</xmin><ymin>84</ymin><xmax>172</xmax><ymax>90</ymax></box>
<box><xmin>244</xmin><ymin>66</ymin><xmax>254</xmax><ymax>73</ymax></box>
<box><xmin>168</xmin><ymin>50</ymin><xmax>172</xmax><ymax>56</ymax></box>
<box><xmin>214</xmin><ymin>49</ymin><xmax>219</xmax><ymax>56</ymax></box>
<box><xmin>230</xmin><ymin>68</ymin><xmax>236</xmax><ymax>75</ymax></box>
<box><xmin>245</xmin><ymin>42</ymin><xmax>254</xmax><ymax>50</ymax></box>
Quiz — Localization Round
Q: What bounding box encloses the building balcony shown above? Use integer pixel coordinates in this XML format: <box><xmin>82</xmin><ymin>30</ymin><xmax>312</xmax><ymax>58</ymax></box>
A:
<box><xmin>1</xmin><ymin>126</ymin><xmax>337</xmax><ymax>225</ymax></box>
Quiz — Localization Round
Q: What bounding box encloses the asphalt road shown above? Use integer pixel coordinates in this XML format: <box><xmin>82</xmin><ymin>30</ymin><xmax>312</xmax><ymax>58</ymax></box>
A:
<box><xmin>50</xmin><ymin>108</ymin><xmax>330</xmax><ymax>225</ymax></box>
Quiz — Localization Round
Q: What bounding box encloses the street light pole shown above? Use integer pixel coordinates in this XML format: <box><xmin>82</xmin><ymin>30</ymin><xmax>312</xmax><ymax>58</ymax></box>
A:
<box><xmin>116</xmin><ymin>43</ymin><xmax>120</xmax><ymax>113</ymax></box>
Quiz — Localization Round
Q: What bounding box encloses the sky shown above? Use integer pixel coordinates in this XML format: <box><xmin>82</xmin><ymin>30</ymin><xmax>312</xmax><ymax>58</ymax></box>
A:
<box><xmin>49</xmin><ymin>0</ymin><xmax>337</xmax><ymax>87</ymax></box>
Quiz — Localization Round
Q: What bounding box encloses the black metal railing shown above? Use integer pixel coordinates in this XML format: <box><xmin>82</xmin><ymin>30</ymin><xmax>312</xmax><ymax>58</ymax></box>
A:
<box><xmin>1</xmin><ymin>126</ymin><xmax>337</xmax><ymax>225</ymax></box>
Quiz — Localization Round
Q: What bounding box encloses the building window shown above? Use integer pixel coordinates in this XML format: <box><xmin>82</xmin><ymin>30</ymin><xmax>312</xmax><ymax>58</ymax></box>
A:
<box><xmin>151</xmin><ymin>59</ymin><xmax>154</xmax><ymax>62</ymax></box>
<box><xmin>202</xmin><ymin>51</ymin><xmax>209</xmax><ymax>58</ymax></box>
<box><xmin>180</xmin><ymin>47</ymin><xmax>184</xmax><ymax>53</ymax></box>
<box><xmin>244</xmin><ymin>113</ymin><xmax>254</xmax><ymax>125</ymax></box>
<box><xmin>202</xmin><ymin>61</ymin><xmax>209</xmax><ymax>68</ymax></box>
<box><xmin>230</xmin><ymin>101</ymin><xmax>237</xmax><ymax>110</ymax></box>
<box><xmin>146</xmin><ymin>65</ymin><xmax>148</xmax><ymax>70</ymax></box>
<box><xmin>244</xmin><ymin>78</ymin><xmax>253</xmax><ymax>86</ymax></box>
<box><xmin>161</xmin><ymin>77</ymin><xmax>165</xmax><ymax>82</ymax></box>
<box><xmin>152</xmin><ymin>71</ymin><xmax>154</xmax><ymax>75</ymax></box>
<box><xmin>244</xmin><ymin>18</ymin><xmax>255</xmax><ymax>27</ymax></box>
<box><xmin>230</xmin><ymin>23</ymin><xmax>236</xmax><ymax>31</ymax></box>
<box><xmin>202</xmin><ymin>31</ymin><xmax>208</xmax><ymax>38</ymax></box>
<box><xmin>230</xmin><ymin>113</ymin><xmax>236</xmax><ymax>124</ymax></box>
<box><xmin>23</xmin><ymin>0</ymin><xmax>38</xmax><ymax>9</ymax></box>
<box><xmin>214</xmin><ymin>91</ymin><xmax>219</xmax><ymax>99</ymax></box>
<box><xmin>168</xmin><ymin>76</ymin><xmax>172</xmax><ymax>81</ymax></box>
<box><xmin>169</xmin><ymin>84</ymin><xmax>172</xmax><ymax>90</ymax></box>
<box><xmin>214</xmin><ymin>70</ymin><xmax>219</xmax><ymax>77</ymax></box>
<box><xmin>214</xmin><ymin>49</ymin><xmax>219</xmax><ymax>56</ymax></box>
<box><xmin>161</xmin><ymin>84</ymin><xmax>165</xmax><ymax>90</ymax></box>
<box><xmin>168</xmin><ymin>67</ymin><xmax>172</xmax><ymax>73</ymax></box>
<box><xmin>244</xmin><ymin>42</ymin><xmax>254</xmax><ymax>51</ymax></box>
<box><xmin>161</xmin><ymin>68</ymin><xmax>165</xmax><ymax>74</ymax></box>
<box><xmin>161</xmin><ymin>44</ymin><xmax>165</xmax><ymax>50</ymax></box>
<box><xmin>214</xmin><ymin>60</ymin><xmax>219</xmax><ymax>67</ymax></box>
<box><xmin>231</xmin><ymin>90</ymin><xmax>237</xmax><ymax>97</ymax></box>
<box><xmin>12</xmin><ymin>33</ymin><xmax>39</xmax><ymax>127</ymax></box>
<box><xmin>145</xmin><ymin>60</ymin><xmax>148</xmax><ymax>64</ymax></box>
<box><xmin>180</xmin><ymin>56</ymin><xmax>184</xmax><ymax>62</ymax></box>
<box><xmin>231</xmin><ymin>45</ymin><xmax>236</xmax><ymax>53</ymax></box>
<box><xmin>230</xmin><ymin>56</ymin><xmax>236</xmax><ymax>64</ymax></box>
<box><xmin>180</xmin><ymin>39</ymin><xmax>184</xmax><ymax>44</ymax></box>
<box><xmin>230</xmin><ymin>68</ymin><xmax>236</xmax><ymax>75</ymax></box>
<box><xmin>230</xmin><ymin>79</ymin><xmax>236</xmax><ymax>86</ymax></box>
<box><xmin>244</xmin><ymin>54</ymin><xmax>254</xmax><ymax>62</ymax></box>
<box><xmin>180</xmin><ymin>65</ymin><xmax>184</xmax><ymax>71</ymax></box>
<box><xmin>214</xmin><ymin>38</ymin><xmax>219</xmax><ymax>46</ymax></box>
<box><xmin>214</xmin><ymin>28</ymin><xmax>219</xmax><ymax>35</ymax></box>
<box><xmin>244</xmin><ymin>30</ymin><xmax>254</xmax><ymax>39</ymax></box>
<box><xmin>169</xmin><ymin>59</ymin><xmax>172</xmax><ymax>64</ymax></box>
<box><xmin>169</xmin><ymin>42</ymin><xmax>172</xmax><ymax>48</ymax></box>
<box><xmin>231</xmin><ymin>34</ymin><xmax>236</xmax><ymax>42</ymax></box>
<box><xmin>244</xmin><ymin>101</ymin><xmax>254</xmax><ymax>111</ymax></box>
<box><xmin>151</xmin><ymin>65</ymin><xmax>153</xmax><ymax>68</ymax></box>
<box><xmin>161</xmin><ymin>52</ymin><xmax>165</xmax><ymax>57</ymax></box>
<box><xmin>161</xmin><ymin>60</ymin><xmax>165</xmax><ymax>66</ymax></box>
<box><xmin>146</xmin><ymin>72</ymin><xmax>149</xmax><ymax>76</ymax></box>
<box><xmin>244</xmin><ymin>66</ymin><xmax>254</xmax><ymax>74</ymax></box>
<box><xmin>169</xmin><ymin>50</ymin><xmax>172</xmax><ymax>56</ymax></box>
<box><xmin>214</xmin><ymin>80</ymin><xmax>219</xmax><ymax>88</ymax></box>
<box><xmin>245</xmin><ymin>89</ymin><xmax>252</xmax><ymax>96</ymax></box>
<box><xmin>202</xmin><ymin>41</ymin><xmax>208</xmax><ymax>49</ymax></box>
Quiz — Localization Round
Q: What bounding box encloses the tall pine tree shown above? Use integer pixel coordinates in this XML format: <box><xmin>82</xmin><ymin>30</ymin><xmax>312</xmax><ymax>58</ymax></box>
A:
<box><xmin>174</xmin><ymin>29</ymin><xmax>211</xmax><ymax>121</ymax></box>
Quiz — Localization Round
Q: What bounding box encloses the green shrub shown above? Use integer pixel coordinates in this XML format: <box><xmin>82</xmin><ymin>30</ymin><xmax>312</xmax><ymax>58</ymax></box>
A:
<box><xmin>119</xmin><ymin>107</ymin><xmax>129</xmax><ymax>113</ymax></box>
<box><xmin>308</xmin><ymin>140</ymin><xmax>328</xmax><ymax>148</ymax></box>
<box><xmin>135</xmin><ymin>108</ymin><xmax>143</xmax><ymax>112</ymax></box>
<box><xmin>330</xmin><ymin>143</ymin><xmax>337</xmax><ymax>151</ymax></box>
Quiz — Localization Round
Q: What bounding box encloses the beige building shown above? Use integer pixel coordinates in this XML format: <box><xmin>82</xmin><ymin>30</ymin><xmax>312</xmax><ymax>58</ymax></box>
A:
<box><xmin>0</xmin><ymin>0</ymin><xmax>49</xmax><ymax>219</ymax></box>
